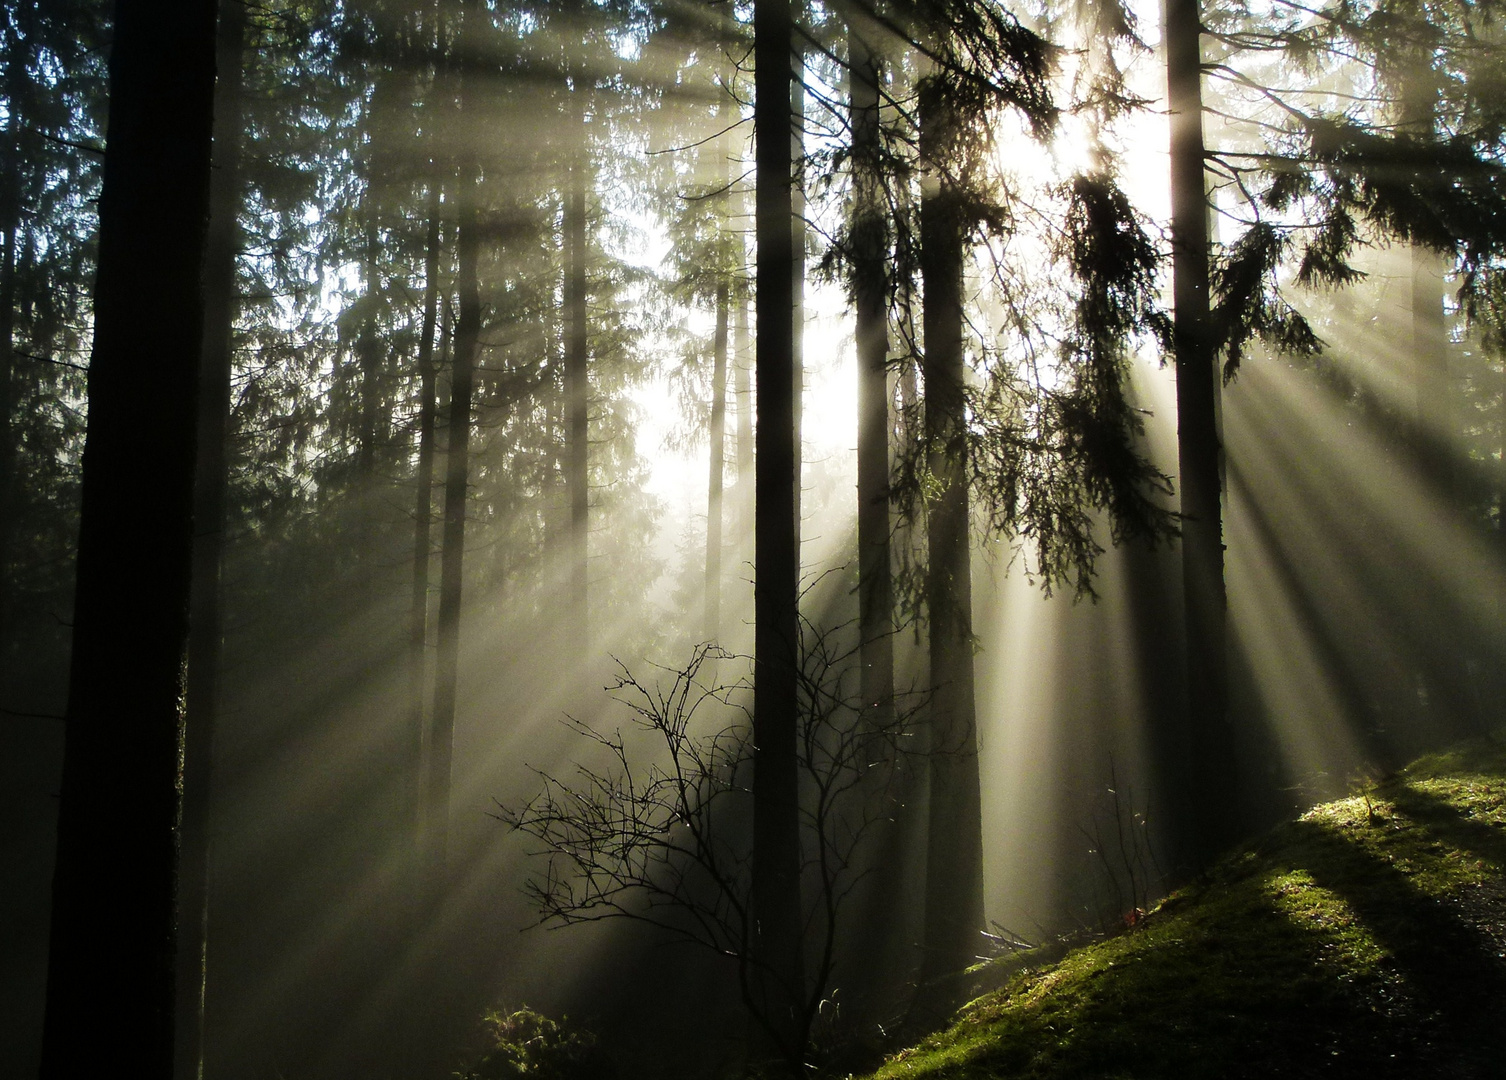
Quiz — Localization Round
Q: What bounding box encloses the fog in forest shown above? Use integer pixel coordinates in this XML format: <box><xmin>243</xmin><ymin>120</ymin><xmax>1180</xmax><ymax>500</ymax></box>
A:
<box><xmin>3</xmin><ymin>0</ymin><xmax>1503</xmax><ymax>1077</ymax></box>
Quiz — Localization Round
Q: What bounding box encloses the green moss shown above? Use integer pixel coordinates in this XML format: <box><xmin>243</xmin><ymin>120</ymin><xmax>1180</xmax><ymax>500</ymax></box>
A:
<box><xmin>869</xmin><ymin>736</ymin><xmax>1506</xmax><ymax>1080</ymax></box>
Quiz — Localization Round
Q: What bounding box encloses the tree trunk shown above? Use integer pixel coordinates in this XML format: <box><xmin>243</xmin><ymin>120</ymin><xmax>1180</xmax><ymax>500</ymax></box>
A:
<box><xmin>409</xmin><ymin>183</ymin><xmax>442</xmax><ymax>855</ymax></box>
<box><xmin>735</xmin><ymin>295</ymin><xmax>753</xmax><ymax>534</ymax></box>
<box><xmin>916</xmin><ymin>78</ymin><xmax>985</xmax><ymax>994</ymax></box>
<box><xmin>1165</xmin><ymin>0</ymin><xmax>1236</xmax><ymax>868</ymax></box>
<box><xmin>790</xmin><ymin>48</ymin><xmax>805</xmax><ymax>535</ymax></box>
<box><xmin>0</xmin><ymin>0</ymin><xmax>33</xmax><ymax>688</ymax></box>
<box><xmin>174</xmin><ymin>3</ymin><xmax>246</xmax><ymax>1077</ymax></box>
<box><xmin>356</xmin><ymin>214</ymin><xmax>382</xmax><ymax>588</ymax></box>
<box><xmin>565</xmin><ymin>111</ymin><xmax>589</xmax><ymax>650</ymax></box>
<box><xmin>850</xmin><ymin>25</ymin><xmax>894</xmax><ymax>743</ymax></box>
<box><xmin>39</xmin><ymin>0</ymin><xmax>217</xmax><ymax>1074</ymax></box>
<box><xmin>429</xmin><ymin>24</ymin><xmax>482</xmax><ymax>883</ymax></box>
<box><xmin>706</xmin><ymin>280</ymin><xmax>729</xmax><ymax>641</ymax></box>
<box><xmin>752</xmin><ymin>0</ymin><xmax>806</xmax><ymax>1064</ymax></box>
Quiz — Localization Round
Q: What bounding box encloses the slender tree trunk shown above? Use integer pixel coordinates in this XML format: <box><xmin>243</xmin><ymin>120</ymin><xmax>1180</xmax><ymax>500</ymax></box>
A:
<box><xmin>735</xmin><ymin>295</ymin><xmax>753</xmax><ymax>533</ymax></box>
<box><xmin>565</xmin><ymin>110</ymin><xmax>589</xmax><ymax>650</ymax></box>
<box><xmin>357</xmin><ymin>215</ymin><xmax>382</xmax><ymax>587</ymax></box>
<box><xmin>39</xmin><ymin>0</ymin><xmax>217</xmax><ymax>1073</ymax></box>
<box><xmin>429</xmin><ymin>22</ymin><xmax>482</xmax><ymax>882</ymax></box>
<box><xmin>1411</xmin><ymin>246</ymin><xmax>1449</xmax><ymax>483</ymax></box>
<box><xmin>1398</xmin><ymin>66</ymin><xmax>1473</xmax><ymax>732</ymax></box>
<box><xmin>1497</xmin><ymin>354</ymin><xmax>1506</xmax><ymax>719</ymax></box>
<box><xmin>706</xmin><ymin>280</ymin><xmax>729</xmax><ymax>641</ymax></box>
<box><xmin>1165</xmin><ymin>0</ymin><xmax>1235</xmax><ymax>867</ymax></box>
<box><xmin>916</xmin><ymin>78</ymin><xmax>985</xmax><ymax>994</ymax></box>
<box><xmin>174</xmin><ymin>4</ymin><xmax>246</xmax><ymax>1078</ymax></box>
<box><xmin>850</xmin><ymin>26</ymin><xmax>894</xmax><ymax>742</ymax></box>
<box><xmin>752</xmin><ymin>0</ymin><xmax>806</xmax><ymax>1064</ymax></box>
<box><xmin>409</xmin><ymin>183</ymin><xmax>442</xmax><ymax>853</ymax></box>
<box><xmin>841</xmin><ymin>16</ymin><xmax>910</xmax><ymax>1017</ymax></box>
<box><xmin>0</xmin><ymin>4</ymin><xmax>30</xmax><ymax>687</ymax></box>
<box><xmin>791</xmin><ymin>48</ymin><xmax>805</xmax><ymax>535</ymax></box>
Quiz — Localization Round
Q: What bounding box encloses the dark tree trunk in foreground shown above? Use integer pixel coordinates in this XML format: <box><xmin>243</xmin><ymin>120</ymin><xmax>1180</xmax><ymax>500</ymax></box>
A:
<box><xmin>705</xmin><ymin>279</ymin><xmax>729</xmax><ymax>641</ymax></box>
<box><xmin>752</xmin><ymin>0</ymin><xmax>806</xmax><ymax>1063</ymax></box>
<box><xmin>39</xmin><ymin>0</ymin><xmax>217</xmax><ymax>1073</ymax></box>
<box><xmin>1165</xmin><ymin>0</ymin><xmax>1236</xmax><ymax>867</ymax></box>
<box><xmin>174</xmin><ymin>3</ymin><xmax>247</xmax><ymax>1077</ymax></box>
<box><xmin>409</xmin><ymin>183</ymin><xmax>442</xmax><ymax>851</ymax></box>
<box><xmin>429</xmin><ymin>26</ymin><xmax>482</xmax><ymax>881</ymax></box>
<box><xmin>566</xmin><ymin>113</ymin><xmax>590</xmax><ymax>649</ymax></box>
<box><xmin>916</xmin><ymin>79</ymin><xmax>985</xmax><ymax>994</ymax></box>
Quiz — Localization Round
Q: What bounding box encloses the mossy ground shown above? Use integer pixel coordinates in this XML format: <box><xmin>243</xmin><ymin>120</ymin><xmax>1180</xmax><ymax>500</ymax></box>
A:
<box><xmin>870</xmin><ymin>737</ymin><xmax>1506</xmax><ymax>1079</ymax></box>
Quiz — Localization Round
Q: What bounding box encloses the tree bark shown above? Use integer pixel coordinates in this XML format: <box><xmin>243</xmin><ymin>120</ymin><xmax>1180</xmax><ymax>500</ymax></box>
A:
<box><xmin>0</xmin><ymin>0</ymin><xmax>34</xmax><ymax>687</ymax></box>
<box><xmin>752</xmin><ymin>0</ymin><xmax>806</xmax><ymax>1064</ymax></box>
<box><xmin>735</xmin><ymin>295</ymin><xmax>753</xmax><ymax>534</ymax></box>
<box><xmin>706</xmin><ymin>279</ymin><xmax>729</xmax><ymax>641</ymax></box>
<box><xmin>565</xmin><ymin>108</ymin><xmax>590</xmax><ymax>650</ymax></box>
<box><xmin>429</xmin><ymin>16</ymin><xmax>482</xmax><ymax>882</ymax></box>
<box><xmin>791</xmin><ymin>48</ymin><xmax>805</xmax><ymax>535</ymax></box>
<box><xmin>39</xmin><ymin>0</ymin><xmax>217</xmax><ymax>1074</ymax></box>
<box><xmin>356</xmin><ymin>213</ymin><xmax>383</xmax><ymax>589</ymax></box>
<box><xmin>174</xmin><ymin>3</ymin><xmax>247</xmax><ymax>1077</ymax></box>
<box><xmin>850</xmin><ymin>25</ymin><xmax>894</xmax><ymax>742</ymax></box>
<box><xmin>409</xmin><ymin>183</ymin><xmax>442</xmax><ymax>855</ymax></box>
<box><xmin>916</xmin><ymin>78</ymin><xmax>985</xmax><ymax>993</ymax></box>
<box><xmin>1165</xmin><ymin>0</ymin><xmax>1236</xmax><ymax>867</ymax></box>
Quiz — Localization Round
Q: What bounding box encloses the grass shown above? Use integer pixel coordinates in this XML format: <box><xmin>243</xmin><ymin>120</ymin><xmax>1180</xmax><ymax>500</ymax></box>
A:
<box><xmin>869</xmin><ymin>737</ymin><xmax>1506</xmax><ymax>1079</ymax></box>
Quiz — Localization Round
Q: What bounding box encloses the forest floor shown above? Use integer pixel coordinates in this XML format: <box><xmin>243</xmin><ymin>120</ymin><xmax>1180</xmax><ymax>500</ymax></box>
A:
<box><xmin>867</xmin><ymin>735</ymin><xmax>1506</xmax><ymax>1079</ymax></box>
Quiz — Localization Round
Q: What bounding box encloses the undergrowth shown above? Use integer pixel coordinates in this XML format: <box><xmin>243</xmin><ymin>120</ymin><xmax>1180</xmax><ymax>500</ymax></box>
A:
<box><xmin>869</xmin><ymin>736</ymin><xmax>1506</xmax><ymax>1079</ymax></box>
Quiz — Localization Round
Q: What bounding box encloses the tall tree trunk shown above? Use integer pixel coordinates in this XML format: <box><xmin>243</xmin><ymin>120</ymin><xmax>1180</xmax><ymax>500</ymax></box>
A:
<box><xmin>1399</xmin><ymin>62</ymin><xmax>1473</xmax><ymax>732</ymax></box>
<box><xmin>429</xmin><ymin>22</ymin><xmax>482</xmax><ymax>883</ymax></box>
<box><xmin>357</xmin><ymin>215</ymin><xmax>382</xmax><ymax>587</ymax></box>
<box><xmin>1400</xmin><ymin>58</ymin><xmax>1452</xmax><ymax>495</ymax></box>
<box><xmin>565</xmin><ymin>111</ymin><xmax>589</xmax><ymax>650</ymax></box>
<box><xmin>1165</xmin><ymin>0</ymin><xmax>1236</xmax><ymax>867</ymax></box>
<box><xmin>0</xmin><ymin>1</ymin><xmax>31</xmax><ymax>687</ymax></box>
<box><xmin>850</xmin><ymin>25</ymin><xmax>894</xmax><ymax>744</ymax></box>
<box><xmin>752</xmin><ymin>0</ymin><xmax>806</xmax><ymax>1064</ymax></box>
<box><xmin>1411</xmin><ymin>248</ymin><xmax>1450</xmax><ymax>485</ymax></box>
<box><xmin>39</xmin><ymin>0</ymin><xmax>217</xmax><ymax>1074</ymax></box>
<box><xmin>735</xmin><ymin>295</ymin><xmax>753</xmax><ymax>534</ymax></box>
<box><xmin>791</xmin><ymin>48</ymin><xmax>805</xmax><ymax>535</ymax></box>
<box><xmin>409</xmin><ymin>183</ymin><xmax>442</xmax><ymax>854</ymax></box>
<box><xmin>842</xmin><ymin>16</ymin><xmax>909</xmax><ymax>1016</ymax></box>
<box><xmin>706</xmin><ymin>279</ymin><xmax>729</xmax><ymax>641</ymax></box>
<box><xmin>915</xmin><ymin>77</ymin><xmax>984</xmax><ymax>994</ymax></box>
<box><xmin>174</xmin><ymin>3</ymin><xmax>247</xmax><ymax>1077</ymax></box>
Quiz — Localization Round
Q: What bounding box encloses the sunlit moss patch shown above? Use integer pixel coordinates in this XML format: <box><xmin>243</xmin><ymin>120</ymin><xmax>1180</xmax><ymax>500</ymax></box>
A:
<box><xmin>869</xmin><ymin>736</ymin><xmax>1506</xmax><ymax>1080</ymax></box>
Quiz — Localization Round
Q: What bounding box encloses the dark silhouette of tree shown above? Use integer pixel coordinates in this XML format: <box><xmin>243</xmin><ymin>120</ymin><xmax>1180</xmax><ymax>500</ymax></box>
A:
<box><xmin>848</xmin><ymin>7</ymin><xmax>895</xmax><ymax>799</ymax></box>
<box><xmin>915</xmin><ymin>67</ymin><xmax>986</xmax><ymax>993</ymax></box>
<box><xmin>752</xmin><ymin>0</ymin><xmax>806</xmax><ymax>1064</ymax></box>
<box><xmin>1165</xmin><ymin>0</ymin><xmax>1238</xmax><ymax>867</ymax></box>
<box><xmin>429</xmin><ymin>0</ymin><xmax>482</xmax><ymax>883</ymax></box>
<box><xmin>39</xmin><ymin>0</ymin><xmax>218</xmax><ymax>1073</ymax></box>
<box><xmin>565</xmin><ymin>99</ymin><xmax>590</xmax><ymax>649</ymax></box>
<box><xmin>706</xmin><ymin>269</ymin><xmax>730</xmax><ymax>641</ymax></box>
<box><xmin>175</xmin><ymin>4</ymin><xmax>249</xmax><ymax>1078</ymax></box>
<box><xmin>409</xmin><ymin>180</ymin><xmax>443</xmax><ymax>863</ymax></box>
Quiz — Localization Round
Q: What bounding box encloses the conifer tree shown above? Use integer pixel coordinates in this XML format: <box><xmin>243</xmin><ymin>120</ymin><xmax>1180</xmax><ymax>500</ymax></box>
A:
<box><xmin>40</xmin><ymin>0</ymin><xmax>218</xmax><ymax>1072</ymax></box>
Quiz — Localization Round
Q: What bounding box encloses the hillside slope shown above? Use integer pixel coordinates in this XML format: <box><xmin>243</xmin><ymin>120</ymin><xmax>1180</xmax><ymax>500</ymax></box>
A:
<box><xmin>873</xmin><ymin>738</ymin><xmax>1506</xmax><ymax>1079</ymax></box>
